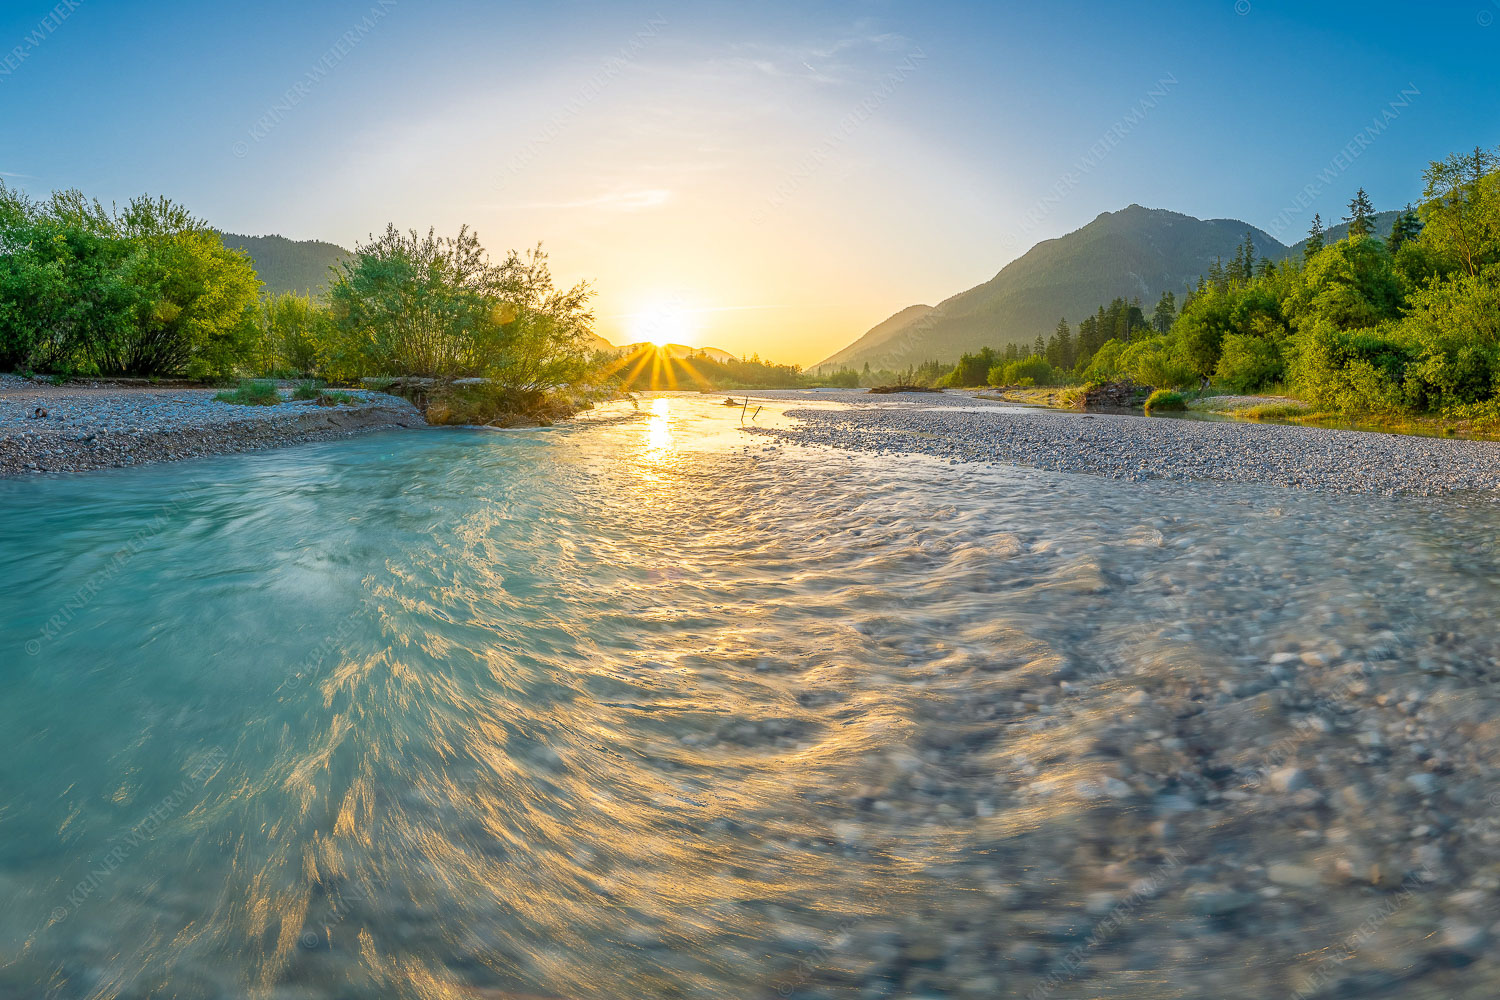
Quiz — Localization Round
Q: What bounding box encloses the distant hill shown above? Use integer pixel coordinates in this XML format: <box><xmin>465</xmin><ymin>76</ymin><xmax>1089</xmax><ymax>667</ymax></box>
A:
<box><xmin>218</xmin><ymin>233</ymin><xmax>350</xmax><ymax>299</ymax></box>
<box><xmin>609</xmin><ymin>342</ymin><xmax>738</xmax><ymax>363</ymax></box>
<box><xmin>817</xmin><ymin>205</ymin><xmax>1290</xmax><ymax>371</ymax></box>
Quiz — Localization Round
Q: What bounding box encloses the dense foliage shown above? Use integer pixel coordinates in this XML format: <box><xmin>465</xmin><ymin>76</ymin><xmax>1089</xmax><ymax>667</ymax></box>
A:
<box><xmin>0</xmin><ymin>189</ymin><xmax>602</xmax><ymax>400</ymax></box>
<box><xmin>323</xmin><ymin>227</ymin><xmax>596</xmax><ymax>390</ymax></box>
<box><xmin>0</xmin><ymin>185</ymin><xmax>261</xmax><ymax>378</ymax></box>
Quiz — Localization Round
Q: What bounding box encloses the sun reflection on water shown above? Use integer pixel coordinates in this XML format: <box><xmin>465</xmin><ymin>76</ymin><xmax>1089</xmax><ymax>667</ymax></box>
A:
<box><xmin>646</xmin><ymin>396</ymin><xmax>673</xmax><ymax>454</ymax></box>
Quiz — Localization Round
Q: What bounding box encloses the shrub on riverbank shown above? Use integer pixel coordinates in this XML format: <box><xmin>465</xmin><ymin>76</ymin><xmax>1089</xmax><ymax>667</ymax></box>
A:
<box><xmin>988</xmin><ymin>356</ymin><xmax>1054</xmax><ymax>387</ymax></box>
<box><xmin>1144</xmin><ymin>389</ymin><xmax>1188</xmax><ymax>413</ymax></box>
<box><xmin>421</xmin><ymin>381</ymin><xmax>603</xmax><ymax>427</ymax></box>
<box><xmin>214</xmin><ymin>380</ymin><xmax>281</xmax><ymax>406</ymax></box>
<box><xmin>0</xmin><ymin>185</ymin><xmax>261</xmax><ymax>378</ymax></box>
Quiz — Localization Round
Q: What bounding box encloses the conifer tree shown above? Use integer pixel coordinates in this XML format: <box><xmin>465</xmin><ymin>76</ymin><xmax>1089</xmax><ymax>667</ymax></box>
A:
<box><xmin>1032</xmin><ymin>334</ymin><xmax>1045</xmax><ymax>358</ymax></box>
<box><xmin>1047</xmin><ymin>318</ymin><xmax>1073</xmax><ymax>370</ymax></box>
<box><xmin>1387</xmin><ymin>203</ymin><xmax>1423</xmax><ymax>253</ymax></box>
<box><xmin>1305</xmin><ymin>214</ymin><xmax>1325</xmax><ymax>259</ymax></box>
<box><xmin>1152</xmin><ymin>290</ymin><xmax>1177</xmax><ymax>333</ymax></box>
<box><xmin>1238</xmin><ymin>231</ymin><xmax>1257</xmax><ymax>283</ymax></box>
<box><xmin>1208</xmin><ymin>256</ymin><xmax>1225</xmax><ymax>289</ymax></box>
<box><xmin>1345</xmin><ymin>188</ymin><xmax>1375</xmax><ymax>238</ymax></box>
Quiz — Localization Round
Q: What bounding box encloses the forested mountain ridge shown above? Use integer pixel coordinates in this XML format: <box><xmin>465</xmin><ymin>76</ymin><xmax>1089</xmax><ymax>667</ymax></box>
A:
<box><xmin>217</xmin><ymin>233</ymin><xmax>350</xmax><ymax>298</ymax></box>
<box><xmin>818</xmin><ymin>206</ymin><xmax>1290</xmax><ymax>371</ymax></box>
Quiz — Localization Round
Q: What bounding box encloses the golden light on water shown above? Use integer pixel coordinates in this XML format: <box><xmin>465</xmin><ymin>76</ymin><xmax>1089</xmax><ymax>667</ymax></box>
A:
<box><xmin>646</xmin><ymin>397</ymin><xmax>674</xmax><ymax>453</ymax></box>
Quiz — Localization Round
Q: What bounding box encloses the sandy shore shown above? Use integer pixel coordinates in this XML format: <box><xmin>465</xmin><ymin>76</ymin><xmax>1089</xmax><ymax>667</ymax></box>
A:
<box><xmin>736</xmin><ymin>389</ymin><xmax>1500</xmax><ymax>496</ymax></box>
<box><xmin>0</xmin><ymin>375</ymin><xmax>425</xmax><ymax>477</ymax></box>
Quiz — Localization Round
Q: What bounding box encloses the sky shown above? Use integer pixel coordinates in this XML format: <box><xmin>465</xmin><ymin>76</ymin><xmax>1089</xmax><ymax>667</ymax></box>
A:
<box><xmin>1</xmin><ymin>0</ymin><xmax>1497</xmax><ymax>365</ymax></box>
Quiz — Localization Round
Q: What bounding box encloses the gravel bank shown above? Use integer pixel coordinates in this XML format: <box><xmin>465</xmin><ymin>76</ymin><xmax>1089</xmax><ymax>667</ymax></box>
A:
<box><xmin>738</xmin><ymin>390</ymin><xmax>1500</xmax><ymax>496</ymax></box>
<box><xmin>0</xmin><ymin>377</ymin><xmax>426</xmax><ymax>477</ymax></box>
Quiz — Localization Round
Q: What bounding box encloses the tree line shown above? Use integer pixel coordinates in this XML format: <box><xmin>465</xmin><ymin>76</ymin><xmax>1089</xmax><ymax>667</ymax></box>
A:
<box><xmin>938</xmin><ymin>142</ymin><xmax>1500</xmax><ymax>418</ymax></box>
<box><xmin>0</xmin><ymin>184</ymin><xmax>597</xmax><ymax>395</ymax></box>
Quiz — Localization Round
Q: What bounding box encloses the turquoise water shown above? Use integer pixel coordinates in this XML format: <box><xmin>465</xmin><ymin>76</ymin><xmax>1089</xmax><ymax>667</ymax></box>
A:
<box><xmin>2</xmin><ymin>396</ymin><xmax>1499</xmax><ymax>999</ymax></box>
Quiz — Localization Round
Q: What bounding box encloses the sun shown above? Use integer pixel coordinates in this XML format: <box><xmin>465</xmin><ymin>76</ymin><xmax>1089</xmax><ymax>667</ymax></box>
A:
<box><xmin>631</xmin><ymin>303</ymin><xmax>695</xmax><ymax>348</ymax></box>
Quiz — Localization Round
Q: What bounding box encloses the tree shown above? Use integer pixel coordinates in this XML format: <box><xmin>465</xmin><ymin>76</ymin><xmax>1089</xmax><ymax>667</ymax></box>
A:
<box><xmin>328</xmin><ymin>228</ymin><xmax>593</xmax><ymax>388</ymax></box>
<box><xmin>1233</xmin><ymin>231</ymin><xmax>1257</xmax><ymax>284</ymax></box>
<box><xmin>1418</xmin><ymin>145</ymin><xmax>1500</xmax><ymax>278</ymax></box>
<box><xmin>990</xmin><ymin>356</ymin><xmax>1053</xmax><ymax>387</ymax></box>
<box><xmin>941</xmin><ymin>346</ymin><xmax>998</xmax><ymax>387</ymax></box>
<box><xmin>1046</xmin><ymin>318</ymin><xmax>1074</xmax><ymax>370</ymax></box>
<box><xmin>1032</xmin><ymin>334</ymin><xmax>1046</xmax><ymax>358</ymax></box>
<box><xmin>0</xmin><ymin>188</ymin><xmax>260</xmax><ymax>376</ymax></box>
<box><xmin>1345</xmin><ymin>188</ymin><xmax>1376</xmax><ymax>239</ymax></box>
<box><xmin>1305</xmin><ymin>214</ymin><xmax>1326</xmax><ymax>259</ymax></box>
<box><xmin>1152</xmin><ymin>291</ymin><xmax>1177</xmax><ymax>333</ymax></box>
<box><xmin>1386</xmin><ymin>204</ymin><xmax>1424</xmax><ymax>255</ymax></box>
<box><xmin>256</xmin><ymin>292</ymin><xmax>331</xmax><ymax>375</ymax></box>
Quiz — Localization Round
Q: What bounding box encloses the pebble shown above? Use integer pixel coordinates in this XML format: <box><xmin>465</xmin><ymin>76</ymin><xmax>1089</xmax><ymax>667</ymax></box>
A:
<box><xmin>1441</xmin><ymin>919</ymin><xmax>1486</xmax><ymax>953</ymax></box>
<box><xmin>1407</xmin><ymin>773</ymin><xmax>1440</xmax><ymax>795</ymax></box>
<box><xmin>1268</xmin><ymin>767</ymin><xmax>1311</xmax><ymax>794</ymax></box>
<box><xmin>1267</xmin><ymin>863</ymin><xmax>1320</xmax><ymax>889</ymax></box>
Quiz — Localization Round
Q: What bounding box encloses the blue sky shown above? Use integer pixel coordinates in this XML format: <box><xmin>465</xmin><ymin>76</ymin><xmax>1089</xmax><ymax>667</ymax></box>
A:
<box><xmin>1</xmin><ymin>0</ymin><xmax>1496</xmax><ymax>361</ymax></box>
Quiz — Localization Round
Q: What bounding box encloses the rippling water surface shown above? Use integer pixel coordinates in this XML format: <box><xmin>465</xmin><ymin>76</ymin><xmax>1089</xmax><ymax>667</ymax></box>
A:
<box><xmin>2</xmin><ymin>395</ymin><xmax>1499</xmax><ymax>999</ymax></box>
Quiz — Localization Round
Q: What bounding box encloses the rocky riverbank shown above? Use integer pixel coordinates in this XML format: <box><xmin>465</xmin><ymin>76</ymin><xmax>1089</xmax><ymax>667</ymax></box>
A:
<box><xmin>0</xmin><ymin>376</ymin><xmax>425</xmax><ymax>477</ymax></box>
<box><xmin>738</xmin><ymin>389</ymin><xmax>1500</xmax><ymax>496</ymax></box>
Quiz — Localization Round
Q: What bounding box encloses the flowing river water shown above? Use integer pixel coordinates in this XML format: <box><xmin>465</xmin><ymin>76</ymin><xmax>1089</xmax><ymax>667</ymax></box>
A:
<box><xmin>3</xmin><ymin>395</ymin><xmax>1500</xmax><ymax>999</ymax></box>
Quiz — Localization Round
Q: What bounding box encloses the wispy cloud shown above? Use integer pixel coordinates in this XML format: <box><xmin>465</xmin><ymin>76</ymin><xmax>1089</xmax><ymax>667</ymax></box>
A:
<box><xmin>0</xmin><ymin>170</ymin><xmax>34</xmax><ymax>179</ymax></box>
<box><xmin>717</xmin><ymin>26</ymin><xmax>912</xmax><ymax>85</ymax></box>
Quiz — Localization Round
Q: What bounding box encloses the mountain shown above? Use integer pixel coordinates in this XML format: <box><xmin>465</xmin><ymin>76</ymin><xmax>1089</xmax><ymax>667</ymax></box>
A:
<box><xmin>816</xmin><ymin>205</ymin><xmax>1290</xmax><ymax>371</ymax></box>
<box><xmin>218</xmin><ymin>233</ymin><xmax>350</xmax><ymax>298</ymax></box>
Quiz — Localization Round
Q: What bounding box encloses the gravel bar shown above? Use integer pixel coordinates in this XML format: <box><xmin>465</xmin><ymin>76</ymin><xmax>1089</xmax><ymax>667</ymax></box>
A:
<box><xmin>0</xmin><ymin>376</ymin><xmax>426</xmax><ymax>477</ymax></box>
<box><xmin>738</xmin><ymin>390</ymin><xmax>1500</xmax><ymax>496</ymax></box>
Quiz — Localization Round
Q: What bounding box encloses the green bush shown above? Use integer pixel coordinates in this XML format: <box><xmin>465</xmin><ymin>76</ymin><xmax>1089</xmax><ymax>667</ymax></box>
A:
<box><xmin>1122</xmin><ymin>339</ymin><xmax>1199</xmax><ymax>389</ymax></box>
<box><xmin>823</xmin><ymin>369</ymin><xmax>860</xmax><ymax>388</ymax></box>
<box><xmin>1081</xmin><ymin>339</ymin><xmax>1126</xmax><ymax>382</ymax></box>
<box><xmin>1241</xmin><ymin>402</ymin><xmax>1313</xmax><ymax>421</ymax></box>
<box><xmin>1215</xmin><ymin>334</ymin><xmax>1286</xmax><ymax>392</ymax></box>
<box><xmin>253</xmin><ymin>292</ymin><xmax>331</xmax><ymax>377</ymax></box>
<box><xmin>0</xmin><ymin>185</ymin><xmax>261</xmax><ymax>377</ymax></box>
<box><xmin>327</xmin><ymin>229</ymin><xmax>593</xmax><ymax>390</ymax></box>
<box><xmin>1144</xmin><ymin>389</ymin><xmax>1188</xmax><ymax>413</ymax></box>
<box><xmin>989</xmin><ymin>356</ymin><xmax>1053</xmax><ymax>386</ymax></box>
<box><xmin>1390</xmin><ymin>272</ymin><xmax>1500</xmax><ymax>411</ymax></box>
<box><xmin>214</xmin><ymin>380</ymin><xmax>281</xmax><ymax>406</ymax></box>
<box><xmin>1288</xmin><ymin>321</ymin><xmax>1415</xmax><ymax>413</ymax></box>
<box><xmin>291</xmin><ymin>380</ymin><xmax>324</xmax><ymax>400</ymax></box>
